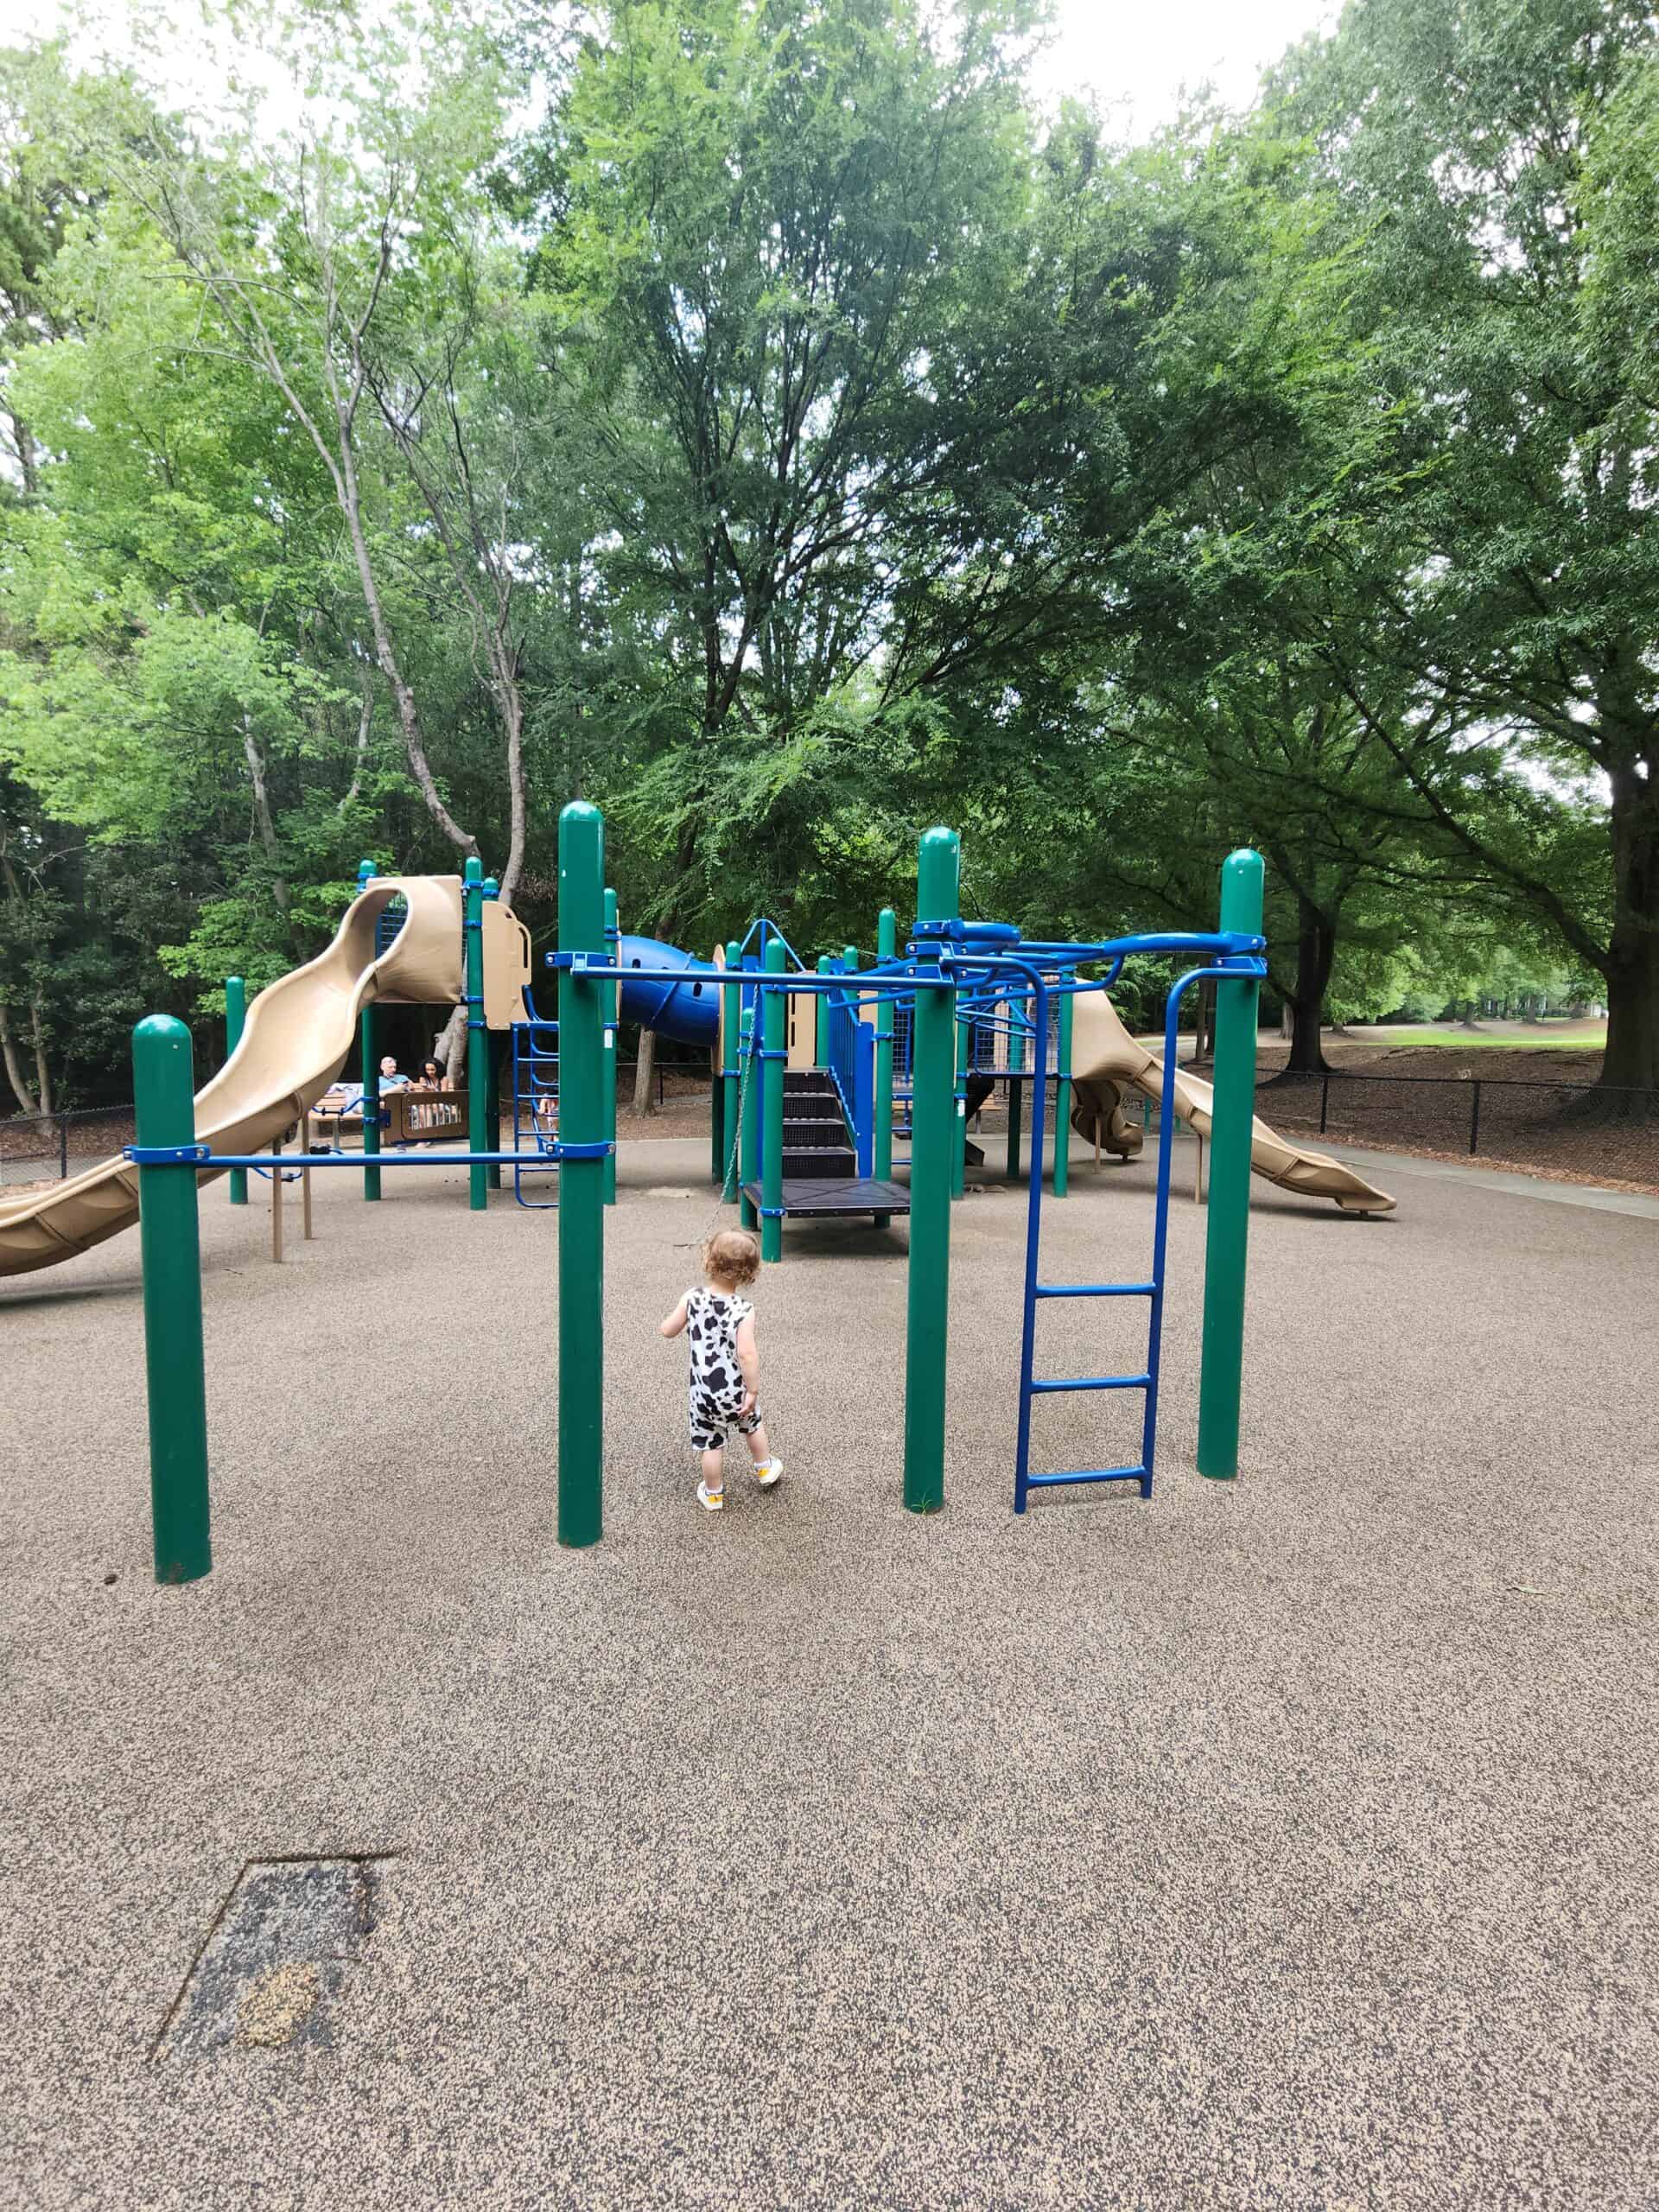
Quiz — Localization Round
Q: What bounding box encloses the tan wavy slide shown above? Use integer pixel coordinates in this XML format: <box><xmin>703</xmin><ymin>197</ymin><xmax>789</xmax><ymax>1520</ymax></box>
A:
<box><xmin>1067</xmin><ymin>989</ymin><xmax>1395</xmax><ymax>1215</ymax></box>
<box><xmin>0</xmin><ymin>875</ymin><xmax>526</xmax><ymax>1280</ymax></box>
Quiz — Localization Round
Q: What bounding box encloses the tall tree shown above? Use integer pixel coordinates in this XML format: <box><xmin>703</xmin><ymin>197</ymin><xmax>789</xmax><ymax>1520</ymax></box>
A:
<box><xmin>1274</xmin><ymin>0</ymin><xmax>1659</xmax><ymax>1095</ymax></box>
<box><xmin>531</xmin><ymin>0</ymin><xmax>1058</xmax><ymax>941</ymax></box>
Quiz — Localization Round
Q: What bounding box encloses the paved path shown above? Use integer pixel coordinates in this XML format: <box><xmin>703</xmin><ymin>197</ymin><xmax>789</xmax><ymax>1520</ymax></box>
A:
<box><xmin>3</xmin><ymin>1143</ymin><xmax>1654</xmax><ymax>2208</ymax></box>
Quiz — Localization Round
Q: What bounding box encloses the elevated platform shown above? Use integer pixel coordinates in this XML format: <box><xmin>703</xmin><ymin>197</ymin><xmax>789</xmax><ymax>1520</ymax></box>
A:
<box><xmin>742</xmin><ymin>1177</ymin><xmax>909</xmax><ymax>1220</ymax></box>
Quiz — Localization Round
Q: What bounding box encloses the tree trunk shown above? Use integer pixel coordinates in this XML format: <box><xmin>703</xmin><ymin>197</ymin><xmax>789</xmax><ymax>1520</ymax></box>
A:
<box><xmin>632</xmin><ymin>1026</ymin><xmax>658</xmax><ymax>1118</ymax></box>
<box><xmin>1600</xmin><ymin>934</ymin><xmax>1659</xmax><ymax>1094</ymax></box>
<box><xmin>1190</xmin><ymin>982</ymin><xmax>1215</xmax><ymax>1065</ymax></box>
<box><xmin>29</xmin><ymin>1001</ymin><xmax>52</xmax><ymax>1116</ymax></box>
<box><xmin>1283</xmin><ymin>895</ymin><xmax>1336</xmax><ymax>1076</ymax></box>
<box><xmin>435</xmin><ymin>1004</ymin><xmax>468</xmax><ymax>1082</ymax></box>
<box><xmin>0</xmin><ymin>1002</ymin><xmax>41</xmax><ymax>1118</ymax></box>
<box><xmin>495</xmin><ymin>677</ymin><xmax>527</xmax><ymax>904</ymax></box>
<box><xmin>240</xmin><ymin>715</ymin><xmax>290</xmax><ymax>917</ymax></box>
<box><xmin>335</xmin><ymin>429</ymin><xmax>478</xmax><ymax>862</ymax></box>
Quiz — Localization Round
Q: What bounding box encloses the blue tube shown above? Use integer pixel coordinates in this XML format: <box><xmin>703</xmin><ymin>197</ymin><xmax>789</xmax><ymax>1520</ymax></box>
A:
<box><xmin>614</xmin><ymin>934</ymin><xmax>721</xmax><ymax>1047</ymax></box>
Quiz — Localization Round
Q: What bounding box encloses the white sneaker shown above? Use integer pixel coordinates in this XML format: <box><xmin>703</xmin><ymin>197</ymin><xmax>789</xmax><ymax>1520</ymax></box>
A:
<box><xmin>696</xmin><ymin>1481</ymin><xmax>725</xmax><ymax>1513</ymax></box>
<box><xmin>752</xmin><ymin>1457</ymin><xmax>784</xmax><ymax>1489</ymax></box>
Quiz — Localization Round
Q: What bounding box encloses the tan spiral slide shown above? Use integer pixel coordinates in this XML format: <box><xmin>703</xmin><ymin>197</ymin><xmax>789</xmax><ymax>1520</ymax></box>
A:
<box><xmin>0</xmin><ymin>875</ymin><xmax>530</xmax><ymax>1280</ymax></box>
<box><xmin>1067</xmin><ymin>989</ymin><xmax>1395</xmax><ymax>1215</ymax></box>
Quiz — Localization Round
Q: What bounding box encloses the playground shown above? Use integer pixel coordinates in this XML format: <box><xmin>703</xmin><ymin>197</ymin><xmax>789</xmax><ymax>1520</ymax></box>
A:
<box><xmin>3</xmin><ymin>1130</ymin><xmax>1656</xmax><ymax>2206</ymax></box>
<box><xmin>2</xmin><ymin>816</ymin><xmax>1655</xmax><ymax>2208</ymax></box>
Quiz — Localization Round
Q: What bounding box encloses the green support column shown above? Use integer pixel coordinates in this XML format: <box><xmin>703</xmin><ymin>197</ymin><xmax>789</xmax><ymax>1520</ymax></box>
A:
<box><xmin>739</xmin><ymin>998</ymin><xmax>759</xmax><ymax>1230</ymax></box>
<box><xmin>952</xmin><ymin>1008</ymin><xmax>969</xmax><ymax>1198</ymax></box>
<box><xmin>1053</xmin><ymin>976</ymin><xmax>1074</xmax><ymax>1198</ymax></box>
<box><xmin>464</xmin><ymin>858</ymin><xmax>488</xmax><ymax>1211</ymax></box>
<box><xmin>721</xmin><ymin>938</ymin><xmax>742</xmax><ymax>1201</ymax></box>
<box><xmin>556</xmin><ymin>802</ymin><xmax>607</xmax><ymax>1548</ymax></box>
<box><xmin>1006</xmin><ymin>1000</ymin><xmax>1024</xmax><ymax>1180</ymax></box>
<box><xmin>1197</xmin><ymin>848</ymin><xmax>1265</xmax><ymax>1480</ymax></box>
<box><xmin>874</xmin><ymin>909</ymin><xmax>896</xmax><ymax>1182</ymax></box>
<box><xmin>358</xmin><ymin>861</ymin><xmax>381</xmax><ymax>1202</ymax></box>
<box><xmin>814</xmin><ymin>955</ymin><xmax>832</xmax><ymax>1065</ymax></box>
<box><xmin>603</xmin><ymin>888</ymin><xmax>619</xmax><ymax>1205</ymax></box>
<box><xmin>225</xmin><ymin>977</ymin><xmax>248</xmax><ymax>1206</ymax></box>
<box><xmin>360</xmin><ymin>1008</ymin><xmax>381</xmax><ymax>1201</ymax></box>
<box><xmin>760</xmin><ymin>937</ymin><xmax>786</xmax><ymax>1262</ymax></box>
<box><xmin>902</xmin><ymin>828</ymin><xmax>958</xmax><ymax>1514</ymax></box>
<box><xmin>484</xmin><ymin>878</ymin><xmax>503</xmax><ymax>1192</ymax></box>
<box><xmin>132</xmin><ymin>1015</ymin><xmax>212</xmax><ymax>1584</ymax></box>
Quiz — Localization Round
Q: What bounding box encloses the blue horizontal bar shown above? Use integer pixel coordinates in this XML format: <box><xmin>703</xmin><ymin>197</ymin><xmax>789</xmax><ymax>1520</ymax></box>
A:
<box><xmin>1028</xmin><ymin>1373</ymin><xmax>1151</xmax><ymax>1394</ymax></box>
<box><xmin>128</xmin><ymin>1147</ymin><xmax>609</xmax><ymax>1170</ymax></box>
<box><xmin>1022</xmin><ymin>1465</ymin><xmax>1147</xmax><ymax>1489</ymax></box>
<box><xmin>1033</xmin><ymin>1281</ymin><xmax>1154</xmax><ymax>1300</ymax></box>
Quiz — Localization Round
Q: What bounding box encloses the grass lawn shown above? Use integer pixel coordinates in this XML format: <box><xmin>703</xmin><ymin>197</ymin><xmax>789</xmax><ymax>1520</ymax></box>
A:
<box><xmin>1358</xmin><ymin>1022</ymin><xmax>1607</xmax><ymax>1052</ymax></box>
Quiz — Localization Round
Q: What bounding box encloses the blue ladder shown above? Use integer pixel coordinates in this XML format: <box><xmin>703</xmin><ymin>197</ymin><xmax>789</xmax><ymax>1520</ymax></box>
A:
<box><xmin>1014</xmin><ymin>1273</ymin><xmax>1163</xmax><ymax>1513</ymax></box>
<box><xmin>510</xmin><ymin>1014</ymin><xmax>560</xmax><ymax>1210</ymax></box>
<box><xmin>1013</xmin><ymin>1029</ymin><xmax>1178</xmax><ymax>1518</ymax></box>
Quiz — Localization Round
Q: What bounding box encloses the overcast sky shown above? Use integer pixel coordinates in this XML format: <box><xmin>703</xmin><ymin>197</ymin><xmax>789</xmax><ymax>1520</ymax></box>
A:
<box><xmin>27</xmin><ymin>0</ymin><xmax>1340</xmax><ymax>140</ymax></box>
<box><xmin>1033</xmin><ymin>0</ymin><xmax>1337</xmax><ymax>133</ymax></box>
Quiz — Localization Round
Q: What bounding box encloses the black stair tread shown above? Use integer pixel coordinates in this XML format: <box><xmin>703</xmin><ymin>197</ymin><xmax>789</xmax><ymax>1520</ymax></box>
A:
<box><xmin>741</xmin><ymin>1177</ymin><xmax>910</xmax><ymax>1218</ymax></box>
<box><xmin>783</xmin><ymin>1154</ymin><xmax>857</xmax><ymax>1176</ymax></box>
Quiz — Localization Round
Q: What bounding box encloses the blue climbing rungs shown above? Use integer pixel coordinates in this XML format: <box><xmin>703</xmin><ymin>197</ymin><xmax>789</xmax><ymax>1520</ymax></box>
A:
<box><xmin>1022</xmin><ymin>1465</ymin><xmax>1147</xmax><ymax>1489</ymax></box>
<box><xmin>1033</xmin><ymin>1281</ymin><xmax>1154</xmax><ymax>1300</ymax></box>
<box><xmin>1029</xmin><ymin>1372</ymin><xmax>1151</xmax><ymax>1395</ymax></box>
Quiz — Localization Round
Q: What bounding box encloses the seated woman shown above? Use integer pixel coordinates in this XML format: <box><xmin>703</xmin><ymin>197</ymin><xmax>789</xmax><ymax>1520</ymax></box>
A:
<box><xmin>416</xmin><ymin>1056</ymin><xmax>451</xmax><ymax>1091</ymax></box>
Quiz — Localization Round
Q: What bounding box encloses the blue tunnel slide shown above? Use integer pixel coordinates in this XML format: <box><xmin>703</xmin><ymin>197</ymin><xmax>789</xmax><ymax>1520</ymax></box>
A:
<box><xmin>615</xmin><ymin>935</ymin><xmax>722</xmax><ymax>1050</ymax></box>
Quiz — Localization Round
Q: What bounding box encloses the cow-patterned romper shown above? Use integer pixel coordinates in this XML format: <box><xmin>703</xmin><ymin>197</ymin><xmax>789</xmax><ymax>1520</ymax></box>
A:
<box><xmin>683</xmin><ymin>1287</ymin><xmax>761</xmax><ymax>1450</ymax></box>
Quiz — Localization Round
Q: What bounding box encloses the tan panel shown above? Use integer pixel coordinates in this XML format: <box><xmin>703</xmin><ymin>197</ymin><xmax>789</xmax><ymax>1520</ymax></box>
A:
<box><xmin>787</xmin><ymin>988</ymin><xmax>817</xmax><ymax>1071</ymax></box>
<box><xmin>481</xmin><ymin>899</ymin><xmax>532</xmax><ymax>1029</ymax></box>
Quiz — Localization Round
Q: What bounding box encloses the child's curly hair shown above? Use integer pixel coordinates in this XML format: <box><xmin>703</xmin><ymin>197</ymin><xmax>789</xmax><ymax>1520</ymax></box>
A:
<box><xmin>702</xmin><ymin>1227</ymin><xmax>761</xmax><ymax>1290</ymax></box>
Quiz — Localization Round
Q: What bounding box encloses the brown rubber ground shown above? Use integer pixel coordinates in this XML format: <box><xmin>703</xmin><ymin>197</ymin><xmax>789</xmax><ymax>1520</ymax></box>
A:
<box><xmin>2</xmin><ymin>1138</ymin><xmax>1654</xmax><ymax>2209</ymax></box>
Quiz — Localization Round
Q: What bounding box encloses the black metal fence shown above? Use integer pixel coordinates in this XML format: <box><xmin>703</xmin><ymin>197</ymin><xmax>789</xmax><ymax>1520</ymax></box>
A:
<box><xmin>0</xmin><ymin>1103</ymin><xmax>138</xmax><ymax>1190</ymax></box>
<box><xmin>1257</xmin><ymin>1071</ymin><xmax>1659</xmax><ymax>1187</ymax></box>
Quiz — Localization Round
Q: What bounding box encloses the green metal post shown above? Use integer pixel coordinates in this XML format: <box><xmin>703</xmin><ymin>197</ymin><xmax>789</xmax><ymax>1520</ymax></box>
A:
<box><xmin>902</xmin><ymin>828</ymin><xmax>958</xmax><ymax>1514</ymax></box>
<box><xmin>952</xmin><ymin>1008</ymin><xmax>969</xmax><ymax>1198</ymax></box>
<box><xmin>874</xmin><ymin>909</ymin><xmax>896</xmax><ymax>1183</ymax></box>
<box><xmin>132</xmin><ymin>1015</ymin><xmax>212</xmax><ymax>1584</ymax></box>
<box><xmin>225</xmin><ymin>977</ymin><xmax>248</xmax><ymax>1206</ymax></box>
<box><xmin>360</xmin><ymin>1009</ymin><xmax>380</xmax><ymax>1201</ymax></box>
<box><xmin>739</xmin><ymin>998</ymin><xmax>759</xmax><ymax>1230</ymax></box>
<box><xmin>760</xmin><ymin>937</ymin><xmax>786</xmax><ymax>1262</ymax></box>
<box><xmin>1054</xmin><ymin>977</ymin><xmax>1074</xmax><ymax>1198</ymax></box>
<box><xmin>358</xmin><ymin>861</ymin><xmax>380</xmax><ymax>1202</ymax></box>
<box><xmin>815</xmin><ymin>955</ymin><xmax>832</xmax><ymax>1065</ymax></box>
<box><xmin>721</xmin><ymin>938</ymin><xmax>742</xmax><ymax>1202</ymax></box>
<box><xmin>1006</xmin><ymin>999</ymin><xmax>1024</xmax><ymax>1180</ymax></box>
<box><xmin>557</xmin><ymin>802</ymin><xmax>607</xmax><ymax>1548</ymax></box>
<box><xmin>484</xmin><ymin>878</ymin><xmax>502</xmax><ymax>1192</ymax></box>
<box><xmin>1197</xmin><ymin>848</ymin><xmax>1265</xmax><ymax>1480</ymax></box>
<box><xmin>464</xmin><ymin>858</ymin><xmax>487</xmax><ymax>1212</ymax></box>
<box><xmin>603</xmin><ymin>888</ymin><xmax>619</xmax><ymax>1205</ymax></box>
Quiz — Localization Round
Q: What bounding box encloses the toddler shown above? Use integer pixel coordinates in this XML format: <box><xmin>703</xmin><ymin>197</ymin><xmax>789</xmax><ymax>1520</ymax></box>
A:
<box><xmin>659</xmin><ymin>1229</ymin><xmax>784</xmax><ymax>1512</ymax></box>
